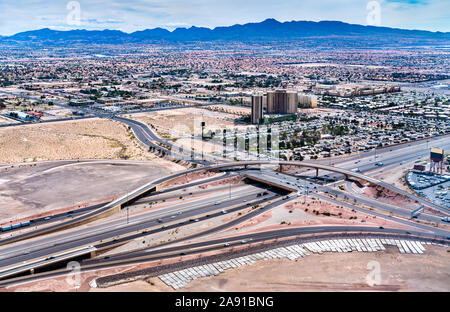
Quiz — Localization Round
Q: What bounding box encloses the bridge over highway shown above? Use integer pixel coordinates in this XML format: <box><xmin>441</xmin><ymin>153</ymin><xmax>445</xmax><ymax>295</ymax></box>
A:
<box><xmin>1</xmin><ymin>160</ymin><xmax>448</xmax><ymax>247</ymax></box>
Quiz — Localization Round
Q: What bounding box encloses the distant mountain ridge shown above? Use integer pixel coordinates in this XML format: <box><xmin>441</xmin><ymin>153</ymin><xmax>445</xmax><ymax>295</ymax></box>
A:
<box><xmin>2</xmin><ymin>18</ymin><xmax>449</xmax><ymax>45</ymax></box>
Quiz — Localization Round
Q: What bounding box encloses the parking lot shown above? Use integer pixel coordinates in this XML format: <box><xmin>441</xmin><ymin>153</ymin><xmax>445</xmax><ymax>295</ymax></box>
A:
<box><xmin>407</xmin><ymin>171</ymin><xmax>450</xmax><ymax>208</ymax></box>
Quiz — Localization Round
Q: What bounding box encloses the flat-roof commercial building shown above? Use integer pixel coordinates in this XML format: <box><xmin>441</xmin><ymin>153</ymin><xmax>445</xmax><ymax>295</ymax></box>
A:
<box><xmin>298</xmin><ymin>94</ymin><xmax>318</xmax><ymax>108</ymax></box>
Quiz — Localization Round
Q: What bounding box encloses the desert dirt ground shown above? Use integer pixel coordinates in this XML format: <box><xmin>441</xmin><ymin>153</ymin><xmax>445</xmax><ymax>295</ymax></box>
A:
<box><xmin>211</xmin><ymin>195</ymin><xmax>409</xmax><ymax>241</ymax></box>
<box><xmin>0</xmin><ymin>159</ymin><xmax>184</xmax><ymax>223</ymax></box>
<box><xmin>0</xmin><ymin>118</ymin><xmax>153</xmax><ymax>163</ymax></box>
<box><xmin>126</xmin><ymin>107</ymin><xmax>249</xmax><ymax>139</ymax></box>
<box><xmin>87</xmin><ymin>245</ymin><xmax>450</xmax><ymax>292</ymax></box>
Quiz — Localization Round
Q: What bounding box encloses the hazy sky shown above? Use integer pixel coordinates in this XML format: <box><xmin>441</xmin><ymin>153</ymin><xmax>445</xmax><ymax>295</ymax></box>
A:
<box><xmin>0</xmin><ymin>0</ymin><xmax>448</xmax><ymax>36</ymax></box>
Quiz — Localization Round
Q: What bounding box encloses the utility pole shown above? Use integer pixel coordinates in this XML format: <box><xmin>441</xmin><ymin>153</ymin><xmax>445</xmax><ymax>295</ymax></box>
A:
<box><xmin>201</xmin><ymin>121</ymin><xmax>205</xmax><ymax>160</ymax></box>
<box><xmin>304</xmin><ymin>186</ymin><xmax>308</xmax><ymax>204</ymax></box>
<box><xmin>126</xmin><ymin>189</ymin><xmax>129</xmax><ymax>224</ymax></box>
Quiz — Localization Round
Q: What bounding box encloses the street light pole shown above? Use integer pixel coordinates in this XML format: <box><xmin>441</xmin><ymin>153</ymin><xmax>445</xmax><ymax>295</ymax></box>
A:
<box><xmin>126</xmin><ymin>189</ymin><xmax>129</xmax><ymax>225</ymax></box>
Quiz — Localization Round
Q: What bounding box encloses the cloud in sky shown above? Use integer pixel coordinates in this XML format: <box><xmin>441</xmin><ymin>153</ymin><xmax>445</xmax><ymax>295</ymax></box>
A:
<box><xmin>0</xmin><ymin>0</ymin><xmax>448</xmax><ymax>35</ymax></box>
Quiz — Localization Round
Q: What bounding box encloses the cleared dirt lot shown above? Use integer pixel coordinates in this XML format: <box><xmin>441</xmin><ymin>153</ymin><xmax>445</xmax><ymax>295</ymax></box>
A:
<box><xmin>4</xmin><ymin>243</ymin><xmax>448</xmax><ymax>292</ymax></box>
<box><xmin>0</xmin><ymin>118</ymin><xmax>152</xmax><ymax>163</ymax></box>
<box><xmin>94</xmin><ymin>245</ymin><xmax>448</xmax><ymax>292</ymax></box>
<box><xmin>0</xmin><ymin>159</ymin><xmax>184</xmax><ymax>223</ymax></box>
<box><xmin>126</xmin><ymin>107</ymin><xmax>248</xmax><ymax>139</ymax></box>
<box><xmin>178</xmin><ymin>245</ymin><xmax>450</xmax><ymax>292</ymax></box>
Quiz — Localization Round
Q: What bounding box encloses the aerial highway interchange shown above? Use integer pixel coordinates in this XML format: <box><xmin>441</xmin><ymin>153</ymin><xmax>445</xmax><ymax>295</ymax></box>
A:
<box><xmin>0</xmin><ymin>116</ymin><xmax>449</xmax><ymax>288</ymax></box>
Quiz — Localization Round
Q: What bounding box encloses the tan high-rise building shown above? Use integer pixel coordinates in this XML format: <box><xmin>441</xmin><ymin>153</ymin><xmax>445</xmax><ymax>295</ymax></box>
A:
<box><xmin>266</xmin><ymin>90</ymin><xmax>275</xmax><ymax>113</ymax></box>
<box><xmin>265</xmin><ymin>89</ymin><xmax>298</xmax><ymax>114</ymax></box>
<box><xmin>275</xmin><ymin>89</ymin><xmax>286</xmax><ymax>113</ymax></box>
<box><xmin>251</xmin><ymin>93</ymin><xmax>263</xmax><ymax>124</ymax></box>
<box><xmin>286</xmin><ymin>91</ymin><xmax>298</xmax><ymax>114</ymax></box>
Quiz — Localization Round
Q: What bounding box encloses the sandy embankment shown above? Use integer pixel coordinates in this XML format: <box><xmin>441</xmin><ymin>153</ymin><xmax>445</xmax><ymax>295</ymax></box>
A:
<box><xmin>0</xmin><ymin>118</ymin><xmax>154</xmax><ymax>163</ymax></box>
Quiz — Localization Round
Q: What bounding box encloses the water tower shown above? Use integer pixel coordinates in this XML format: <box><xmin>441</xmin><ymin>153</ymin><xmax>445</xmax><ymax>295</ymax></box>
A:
<box><xmin>430</xmin><ymin>147</ymin><xmax>444</xmax><ymax>174</ymax></box>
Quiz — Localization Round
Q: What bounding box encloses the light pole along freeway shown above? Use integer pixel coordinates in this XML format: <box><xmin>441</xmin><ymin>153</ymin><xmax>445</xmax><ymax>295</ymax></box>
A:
<box><xmin>0</xmin><ymin>181</ymin><xmax>282</xmax><ymax>266</ymax></box>
<box><xmin>1</xmin><ymin>168</ymin><xmax>448</xmax><ymax>282</ymax></box>
<box><xmin>1</xmin><ymin>158</ymin><xmax>448</xmax><ymax>248</ymax></box>
<box><xmin>1</xmin><ymin>225</ymin><xmax>446</xmax><ymax>287</ymax></box>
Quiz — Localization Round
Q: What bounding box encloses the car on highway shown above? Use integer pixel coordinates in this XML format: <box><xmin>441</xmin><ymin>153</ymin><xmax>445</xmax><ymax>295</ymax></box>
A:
<box><xmin>352</xmin><ymin>168</ymin><xmax>361</xmax><ymax>172</ymax></box>
<box><xmin>375</xmin><ymin>162</ymin><xmax>384</xmax><ymax>166</ymax></box>
<box><xmin>157</xmin><ymin>218</ymin><xmax>163</xmax><ymax>223</ymax></box>
<box><xmin>221</xmin><ymin>210</ymin><xmax>228</xmax><ymax>214</ymax></box>
<box><xmin>194</xmin><ymin>218</ymin><xmax>199</xmax><ymax>222</ymax></box>
<box><xmin>44</xmin><ymin>216</ymin><xmax>51</xmax><ymax>221</ymax></box>
<box><xmin>215</xmin><ymin>201</ymin><xmax>221</xmax><ymax>205</ymax></box>
<box><xmin>441</xmin><ymin>217</ymin><xmax>450</xmax><ymax>223</ymax></box>
<box><xmin>240</xmin><ymin>240</ymin><xmax>247</xmax><ymax>244</ymax></box>
<box><xmin>224</xmin><ymin>243</ymin><xmax>230</xmax><ymax>247</ymax></box>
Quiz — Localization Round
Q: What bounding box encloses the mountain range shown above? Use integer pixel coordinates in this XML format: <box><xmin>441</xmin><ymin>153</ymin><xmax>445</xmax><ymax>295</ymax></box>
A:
<box><xmin>1</xmin><ymin>19</ymin><xmax>449</xmax><ymax>46</ymax></box>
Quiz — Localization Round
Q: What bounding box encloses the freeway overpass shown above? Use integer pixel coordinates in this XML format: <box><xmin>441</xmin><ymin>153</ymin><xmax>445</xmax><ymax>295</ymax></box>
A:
<box><xmin>2</xmin><ymin>160</ymin><xmax>448</xmax><ymax>247</ymax></box>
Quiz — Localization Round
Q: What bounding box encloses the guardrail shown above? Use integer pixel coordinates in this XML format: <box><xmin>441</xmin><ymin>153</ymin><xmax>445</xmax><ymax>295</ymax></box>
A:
<box><xmin>0</xmin><ymin>246</ymin><xmax>96</xmax><ymax>280</ymax></box>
